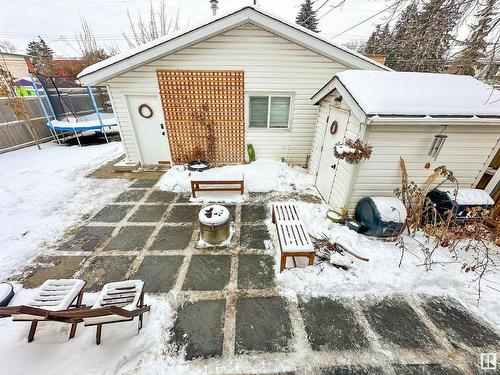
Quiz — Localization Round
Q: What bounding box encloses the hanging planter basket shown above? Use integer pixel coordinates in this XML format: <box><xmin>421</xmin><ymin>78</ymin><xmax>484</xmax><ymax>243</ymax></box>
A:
<box><xmin>334</xmin><ymin>138</ymin><xmax>373</xmax><ymax>164</ymax></box>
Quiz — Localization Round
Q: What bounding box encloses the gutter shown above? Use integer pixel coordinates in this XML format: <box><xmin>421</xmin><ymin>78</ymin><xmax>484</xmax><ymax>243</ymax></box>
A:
<box><xmin>367</xmin><ymin>115</ymin><xmax>500</xmax><ymax>126</ymax></box>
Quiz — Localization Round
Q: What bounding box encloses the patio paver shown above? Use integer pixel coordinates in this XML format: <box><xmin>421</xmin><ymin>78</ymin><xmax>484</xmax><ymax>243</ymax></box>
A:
<box><xmin>134</xmin><ymin>255</ymin><xmax>183</xmax><ymax>293</ymax></box>
<box><xmin>128</xmin><ymin>205</ymin><xmax>168</xmax><ymax>222</ymax></box>
<box><xmin>318</xmin><ymin>366</ymin><xmax>385</xmax><ymax>375</ymax></box>
<box><xmin>22</xmin><ymin>256</ymin><xmax>86</xmax><ymax>288</ymax></box>
<box><xmin>235</xmin><ymin>296</ymin><xmax>292</xmax><ymax>354</ymax></box>
<box><xmin>421</xmin><ymin>298</ymin><xmax>500</xmax><ymax>348</ymax></box>
<box><xmin>241</xmin><ymin>204</ymin><xmax>268</xmax><ymax>222</ymax></box>
<box><xmin>172</xmin><ymin>299</ymin><xmax>226</xmax><ymax>360</ymax></box>
<box><xmin>114</xmin><ymin>189</ymin><xmax>147</xmax><ymax>202</ymax></box>
<box><xmin>237</xmin><ymin>254</ymin><xmax>275</xmax><ymax>290</ymax></box>
<box><xmin>166</xmin><ymin>204</ymin><xmax>202</xmax><ymax>222</ymax></box>
<box><xmin>240</xmin><ymin>224</ymin><xmax>270</xmax><ymax>250</ymax></box>
<box><xmin>176</xmin><ymin>193</ymin><xmax>191</xmax><ymax>203</ymax></box>
<box><xmin>91</xmin><ymin>204</ymin><xmax>133</xmax><ymax>222</ymax></box>
<box><xmin>80</xmin><ymin>255</ymin><xmax>135</xmax><ymax>291</ymax></box>
<box><xmin>362</xmin><ymin>297</ymin><xmax>437</xmax><ymax>349</ymax></box>
<box><xmin>147</xmin><ymin>190</ymin><xmax>177</xmax><ymax>203</ymax></box>
<box><xmin>392</xmin><ymin>364</ymin><xmax>464</xmax><ymax>375</ymax></box>
<box><xmin>150</xmin><ymin>225</ymin><xmax>194</xmax><ymax>250</ymax></box>
<box><xmin>130</xmin><ymin>179</ymin><xmax>159</xmax><ymax>188</ymax></box>
<box><xmin>299</xmin><ymin>298</ymin><xmax>369</xmax><ymax>351</ymax></box>
<box><xmin>182</xmin><ymin>255</ymin><xmax>231</xmax><ymax>291</ymax></box>
<box><xmin>57</xmin><ymin>226</ymin><xmax>114</xmax><ymax>251</ymax></box>
<box><xmin>103</xmin><ymin>226</ymin><xmax>155</xmax><ymax>251</ymax></box>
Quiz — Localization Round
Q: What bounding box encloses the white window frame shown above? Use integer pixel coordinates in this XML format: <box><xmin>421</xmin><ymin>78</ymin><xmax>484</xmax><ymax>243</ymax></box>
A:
<box><xmin>246</xmin><ymin>93</ymin><xmax>294</xmax><ymax>130</ymax></box>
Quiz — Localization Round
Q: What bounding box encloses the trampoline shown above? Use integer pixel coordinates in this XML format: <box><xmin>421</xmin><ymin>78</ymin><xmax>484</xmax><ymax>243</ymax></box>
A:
<box><xmin>30</xmin><ymin>73</ymin><xmax>118</xmax><ymax>146</ymax></box>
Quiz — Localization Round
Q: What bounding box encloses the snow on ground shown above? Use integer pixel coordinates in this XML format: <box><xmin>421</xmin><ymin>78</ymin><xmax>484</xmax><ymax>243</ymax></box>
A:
<box><xmin>0</xmin><ymin>142</ymin><xmax>127</xmax><ymax>280</ymax></box>
<box><xmin>158</xmin><ymin>160</ymin><xmax>316</xmax><ymax>195</ymax></box>
<box><xmin>275</xmin><ymin>201</ymin><xmax>500</xmax><ymax>329</ymax></box>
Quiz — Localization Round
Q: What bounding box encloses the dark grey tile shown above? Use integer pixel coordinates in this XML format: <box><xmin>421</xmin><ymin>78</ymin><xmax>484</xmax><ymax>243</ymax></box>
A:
<box><xmin>57</xmin><ymin>226</ymin><xmax>113</xmax><ymax>251</ymax></box>
<box><xmin>22</xmin><ymin>256</ymin><xmax>86</xmax><ymax>288</ymax></box>
<box><xmin>176</xmin><ymin>193</ymin><xmax>191</xmax><ymax>203</ymax></box>
<box><xmin>150</xmin><ymin>225</ymin><xmax>194</xmax><ymax>250</ymax></box>
<box><xmin>182</xmin><ymin>255</ymin><xmax>230</xmax><ymax>291</ymax></box>
<box><xmin>241</xmin><ymin>205</ymin><xmax>268</xmax><ymax>222</ymax></box>
<box><xmin>91</xmin><ymin>205</ymin><xmax>133</xmax><ymax>222</ymax></box>
<box><xmin>421</xmin><ymin>297</ymin><xmax>500</xmax><ymax>348</ymax></box>
<box><xmin>114</xmin><ymin>189</ymin><xmax>147</xmax><ymax>202</ymax></box>
<box><xmin>299</xmin><ymin>298</ymin><xmax>369</xmax><ymax>351</ymax></box>
<box><xmin>129</xmin><ymin>205</ymin><xmax>168</xmax><ymax>222</ymax></box>
<box><xmin>147</xmin><ymin>190</ymin><xmax>177</xmax><ymax>203</ymax></box>
<box><xmin>317</xmin><ymin>366</ymin><xmax>385</xmax><ymax>375</ymax></box>
<box><xmin>240</xmin><ymin>224</ymin><xmax>270</xmax><ymax>250</ymax></box>
<box><xmin>103</xmin><ymin>226</ymin><xmax>154</xmax><ymax>251</ymax></box>
<box><xmin>362</xmin><ymin>297</ymin><xmax>437</xmax><ymax>349</ymax></box>
<box><xmin>134</xmin><ymin>255</ymin><xmax>183</xmax><ymax>293</ymax></box>
<box><xmin>172</xmin><ymin>299</ymin><xmax>225</xmax><ymax>360</ymax></box>
<box><xmin>80</xmin><ymin>256</ymin><xmax>134</xmax><ymax>291</ymax></box>
<box><xmin>235</xmin><ymin>297</ymin><xmax>292</xmax><ymax>354</ymax></box>
<box><xmin>130</xmin><ymin>179</ymin><xmax>158</xmax><ymax>188</ymax></box>
<box><xmin>166</xmin><ymin>205</ymin><xmax>201</xmax><ymax>223</ymax></box>
<box><xmin>238</xmin><ymin>254</ymin><xmax>275</xmax><ymax>290</ymax></box>
<box><xmin>392</xmin><ymin>364</ymin><xmax>464</xmax><ymax>375</ymax></box>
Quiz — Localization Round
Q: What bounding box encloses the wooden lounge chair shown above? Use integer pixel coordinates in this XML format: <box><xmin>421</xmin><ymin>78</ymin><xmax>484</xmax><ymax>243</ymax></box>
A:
<box><xmin>0</xmin><ymin>279</ymin><xmax>86</xmax><ymax>342</ymax></box>
<box><xmin>272</xmin><ymin>203</ymin><xmax>315</xmax><ymax>272</ymax></box>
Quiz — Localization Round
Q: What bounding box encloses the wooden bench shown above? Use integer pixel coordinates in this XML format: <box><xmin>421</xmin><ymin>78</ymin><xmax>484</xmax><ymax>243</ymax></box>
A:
<box><xmin>191</xmin><ymin>174</ymin><xmax>244</xmax><ymax>198</ymax></box>
<box><xmin>272</xmin><ymin>203</ymin><xmax>315</xmax><ymax>272</ymax></box>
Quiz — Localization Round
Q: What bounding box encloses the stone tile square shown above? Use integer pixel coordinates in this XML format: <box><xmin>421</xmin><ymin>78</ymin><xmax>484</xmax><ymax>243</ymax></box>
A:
<box><xmin>22</xmin><ymin>256</ymin><xmax>86</xmax><ymax>288</ymax></box>
<box><xmin>172</xmin><ymin>299</ymin><xmax>225</xmax><ymax>360</ymax></box>
<box><xmin>391</xmin><ymin>364</ymin><xmax>464</xmax><ymax>375</ymax></box>
<box><xmin>176</xmin><ymin>193</ymin><xmax>191</xmax><ymax>203</ymax></box>
<box><xmin>130</xmin><ymin>179</ymin><xmax>158</xmax><ymax>188</ymax></box>
<box><xmin>240</xmin><ymin>224</ymin><xmax>270</xmax><ymax>250</ymax></box>
<box><xmin>182</xmin><ymin>255</ymin><xmax>230</xmax><ymax>291</ymax></box>
<box><xmin>114</xmin><ymin>189</ymin><xmax>147</xmax><ymax>202</ymax></box>
<box><xmin>299</xmin><ymin>298</ymin><xmax>369</xmax><ymax>351</ymax></box>
<box><xmin>235</xmin><ymin>297</ymin><xmax>292</xmax><ymax>354</ymax></box>
<box><xmin>241</xmin><ymin>205</ymin><xmax>268</xmax><ymax>222</ymax></box>
<box><xmin>362</xmin><ymin>297</ymin><xmax>437</xmax><ymax>349</ymax></box>
<box><xmin>134</xmin><ymin>255</ymin><xmax>183</xmax><ymax>293</ymax></box>
<box><xmin>421</xmin><ymin>298</ymin><xmax>500</xmax><ymax>348</ymax></box>
<box><xmin>147</xmin><ymin>190</ymin><xmax>177</xmax><ymax>203</ymax></box>
<box><xmin>80</xmin><ymin>255</ymin><xmax>134</xmax><ymax>291</ymax></box>
<box><xmin>129</xmin><ymin>205</ymin><xmax>168</xmax><ymax>222</ymax></box>
<box><xmin>237</xmin><ymin>255</ymin><xmax>275</xmax><ymax>290</ymax></box>
<box><xmin>57</xmin><ymin>226</ymin><xmax>113</xmax><ymax>251</ymax></box>
<box><xmin>91</xmin><ymin>204</ymin><xmax>133</xmax><ymax>222</ymax></box>
<box><xmin>166</xmin><ymin>204</ymin><xmax>201</xmax><ymax>223</ymax></box>
<box><xmin>103</xmin><ymin>226</ymin><xmax>154</xmax><ymax>251</ymax></box>
<box><xmin>317</xmin><ymin>366</ymin><xmax>385</xmax><ymax>375</ymax></box>
<box><xmin>150</xmin><ymin>225</ymin><xmax>194</xmax><ymax>250</ymax></box>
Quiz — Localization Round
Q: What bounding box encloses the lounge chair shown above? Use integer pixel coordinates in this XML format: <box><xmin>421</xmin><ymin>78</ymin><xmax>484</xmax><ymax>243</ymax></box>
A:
<box><xmin>0</xmin><ymin>279</ymin><xmax>86</xmax><ymax>342</ymax></box>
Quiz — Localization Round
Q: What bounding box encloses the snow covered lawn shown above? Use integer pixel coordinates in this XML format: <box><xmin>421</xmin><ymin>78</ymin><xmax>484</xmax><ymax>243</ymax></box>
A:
<box><xmin>0</xmin><ymin>142</ymin><xmax>126</xmax><ymax>280</ymax></box>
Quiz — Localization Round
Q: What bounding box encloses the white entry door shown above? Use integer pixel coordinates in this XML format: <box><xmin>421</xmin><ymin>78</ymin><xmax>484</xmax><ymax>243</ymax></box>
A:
<box><xmin>127</xmin><ymin>94</ymin><xmax>171</xmax><ymax>165</ymax></box>
<box><xmin>315</xmin><ymin>108</ymin><xmax>349</xmax><ymax>203</ymax></box>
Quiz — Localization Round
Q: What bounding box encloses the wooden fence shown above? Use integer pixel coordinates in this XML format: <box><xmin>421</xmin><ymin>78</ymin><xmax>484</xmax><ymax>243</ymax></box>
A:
<box><xmin>0</xmin><ymin>96</ymin><xmax>53</xmax><ymax>154</ymax></box>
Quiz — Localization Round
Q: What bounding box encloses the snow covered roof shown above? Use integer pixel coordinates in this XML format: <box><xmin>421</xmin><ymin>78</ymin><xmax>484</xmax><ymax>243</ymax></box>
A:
<box><xmin>78</xmin><ymin>5</ymin><xmax>389</xmax><ymax>85</ymax></box>
<box><xmin>312</xmin><ymin>70</ymin><xmax>500</xmax><ymax>119</ymax></box>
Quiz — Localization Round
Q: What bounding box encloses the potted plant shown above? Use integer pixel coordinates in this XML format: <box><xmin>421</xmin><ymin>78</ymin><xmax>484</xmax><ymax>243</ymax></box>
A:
<box><xmin>334</xmin><ymin>138</ymin><xmax>373</xmax><ymax>164</ymax></box>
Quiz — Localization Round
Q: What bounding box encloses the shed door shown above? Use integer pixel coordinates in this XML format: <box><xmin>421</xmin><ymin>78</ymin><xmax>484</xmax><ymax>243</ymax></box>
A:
<box><xmin>126</xmin><ymin>94</ymin><xmax>171</xmax><ymax>165</ymax></box>
<box><xmin>316</xmin><ymin>108</ymin><xmax>349</xmax><ymax>204</ymax></box>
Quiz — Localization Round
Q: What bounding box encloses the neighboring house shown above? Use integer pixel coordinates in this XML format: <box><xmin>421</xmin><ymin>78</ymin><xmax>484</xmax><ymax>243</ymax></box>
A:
<box><xmin>0</xmin><ymin>52</ymin><xmax>31</xmax><ymax>79</ymax></box>
<box><xmin>364</xmin><ymin>54</ymin><xmax>386</xmax><ymax>66</ymax></box>
<box><xmin>310</xmin><ymin>70</ymin><xmax>500</xmax><ymax>211</ymax></box>
<box><xmin>78</xmin><ymin>5</ymin><xmax>388</xmax><ymax>168</ymax></box>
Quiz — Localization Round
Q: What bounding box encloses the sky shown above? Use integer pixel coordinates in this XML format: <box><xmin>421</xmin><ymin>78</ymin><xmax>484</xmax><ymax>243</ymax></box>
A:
<box><xmin>0</xmin><ymin>0</ymin><xmax>395</xmax><ymax>57</ymax></box>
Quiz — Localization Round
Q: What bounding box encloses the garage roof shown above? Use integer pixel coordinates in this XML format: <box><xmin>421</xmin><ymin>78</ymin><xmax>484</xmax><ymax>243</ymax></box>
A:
<box><xmin>312</xmin><ymin>70</ymin><xmax>500</xmax><ymax>118</ymax></box>
<box><xmin>77</xmin><ymin>5</ymin><xmax>390</xmax><ymax>85</ymax></box>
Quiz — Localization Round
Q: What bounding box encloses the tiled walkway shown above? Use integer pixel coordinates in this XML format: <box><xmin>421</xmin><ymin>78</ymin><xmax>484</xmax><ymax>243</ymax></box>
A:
<box><xmin>15</xmin><ymin>179</ymin><xmax>500</xmax><ymax>374</ymax></box>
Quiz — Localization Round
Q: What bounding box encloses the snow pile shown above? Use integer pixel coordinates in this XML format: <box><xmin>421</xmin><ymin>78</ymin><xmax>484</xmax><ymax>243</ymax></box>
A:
<box><xmin>158</xmin><ymin>160</ymin><xmax>317</xmax><ymax>195</ymax></box>
<box><xmin>439</xmin><ymin>187</ymin><xmax>494</xmax><ymax>206</ymax></box>
<box><xmin>0</xmin><ymin>142</ymin><xmax>127</xmax><ymax>280</ymax></box>
<box><xmin>370</xmin><ymin>197</ymin><xmax>407</xmax><ymax>223</ymax></box>
<box><xmin>335</xmin><ymin>70</ymin><xmax>500</xmax><ymax>117</ymax></box>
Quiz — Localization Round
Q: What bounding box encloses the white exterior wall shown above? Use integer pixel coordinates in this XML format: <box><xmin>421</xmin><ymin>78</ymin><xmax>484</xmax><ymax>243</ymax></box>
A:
<box><xmin>346</xmin><ymin>124</ymin><xmax>500</xmax><ymax>211</ymax></box>
<box><xmin>105</xmin><ymin>23</ymin><xmax>348</xmax><ymax>164</ymax></box>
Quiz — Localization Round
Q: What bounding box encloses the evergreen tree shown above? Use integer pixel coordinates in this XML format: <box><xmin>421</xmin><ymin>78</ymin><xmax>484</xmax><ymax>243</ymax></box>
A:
<box><xmin>296</xmin><ymin>0</ymin><xmax>320</xmax><ymax>33</ymax></box>
<box><xmin>26</xmin><ymin>37</ymin><xmax>54</xmax><ymax>74</ymax></box>
<box><xmin>451</xmin><ymin>0</ymin><xmax>497</xmax><ymax>76</ymax></box>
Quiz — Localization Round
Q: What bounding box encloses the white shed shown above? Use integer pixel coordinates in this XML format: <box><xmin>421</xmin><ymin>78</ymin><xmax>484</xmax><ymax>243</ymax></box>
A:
<box><xmin>77</xmin><ymin>5</ymin><xmax>388</xmax><ymax>169</ymax></box>
<box><xmin>310</xmin><ymin>70</ymin><xmax>500</xmax><ymax>212</ymax></box>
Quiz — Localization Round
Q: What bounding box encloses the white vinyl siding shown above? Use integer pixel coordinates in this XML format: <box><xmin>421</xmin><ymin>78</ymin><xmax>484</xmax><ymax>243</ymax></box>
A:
<box><xmin>105</xmin><ymin>23</ymin><xmax>349</xmax><ymax>164</ymax></box>
<box><xmin>346</xmin><ymin>124</ymin><xmax>500</xmax><ymax>211</ymax></box>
